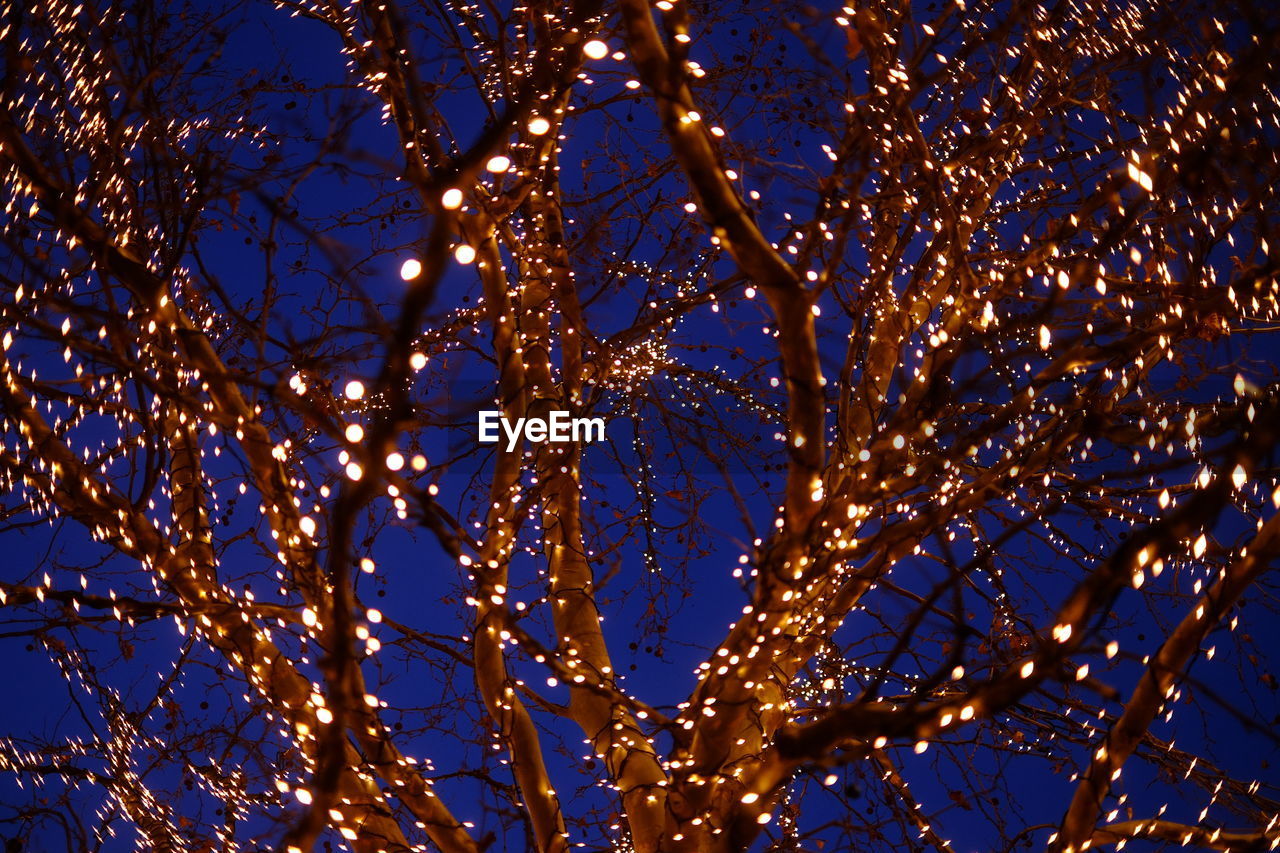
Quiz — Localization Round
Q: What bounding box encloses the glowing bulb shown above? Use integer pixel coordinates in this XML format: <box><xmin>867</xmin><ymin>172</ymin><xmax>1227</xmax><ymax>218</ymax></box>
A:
<box><xmin>344</xmin><ymin>380</ymin><xmax>365</xmax><ymax>400</ymax></box>
<box><xmin>454</xmin><ymin>244</ymin><xmax>477</xmax><ymax>264</ymax></box>
<box><xmin>400</xmin><ymin>258</ymin><xmax>422</xmax><ymax>280</ymax></box>
<box><xmin>528</xmin><ymin>116</ymin><xmax>551</xmax><ymax>135</ymax></box>
<box><xmin>486</xmin><ymin>155</ymin><xmax>511</xmax><ymax>173</ymax></box>
<box><xmin>583</xmin><ymin>39</ymin><xmax>609</xmax><ymax>59</ymax></box>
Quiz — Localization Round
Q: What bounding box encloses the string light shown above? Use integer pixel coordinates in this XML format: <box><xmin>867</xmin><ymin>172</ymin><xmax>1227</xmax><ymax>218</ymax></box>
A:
<box><xmin>0</xmin><ymin>1</ymin><xmax>1276</xmax><ymax>852</ymax></box>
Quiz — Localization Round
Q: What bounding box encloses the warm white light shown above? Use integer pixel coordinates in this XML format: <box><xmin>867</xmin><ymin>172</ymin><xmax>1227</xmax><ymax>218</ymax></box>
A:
<box><xmin>400</xmin><ymin>258</ymin><xmax>422</xmax><ymax>280</ymax></box>
<box><xmin>442</xmin><ymin>187</ymin><xmax>463</xmax><ymax>209</ymax></box>
<box><xmin>454</xmin><ymin>244</ymin><xmax>477</xmax><ymax>264</ymax></box>
<box><xmin>583</xmin><ymin>39</ymin><xmax>608</xmax><ymax>60</ymax></box>
<box><xmin>528</xmin><ymin>116</ymin><xmax>551</xmax><ymax>135</ymax></box>
<box><xmin>344</xmin><ymin>380</ymin><xmax>365</xmax><ymax>400</ymax></box>
<box><xmin>486</xmin><ymin>155</ymin><xmax>511</xmax><ymax>173</ymax></box>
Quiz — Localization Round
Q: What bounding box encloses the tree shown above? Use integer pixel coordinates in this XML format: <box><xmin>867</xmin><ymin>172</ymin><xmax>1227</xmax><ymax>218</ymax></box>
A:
<box><xmin>1</xmin><ymin>0</ymin><xmax>1279</xmax><ymax>850</ymax></box>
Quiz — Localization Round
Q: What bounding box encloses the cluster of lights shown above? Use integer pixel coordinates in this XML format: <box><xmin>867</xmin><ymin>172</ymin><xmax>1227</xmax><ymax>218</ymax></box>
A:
<box><xmin>1</xmin><ymin>0</ymin><xmax>1278</xmax><ymax>852</ymax></box>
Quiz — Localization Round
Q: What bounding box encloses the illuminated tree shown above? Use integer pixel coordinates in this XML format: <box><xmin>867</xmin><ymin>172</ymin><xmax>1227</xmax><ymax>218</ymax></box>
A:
<box><xmin>2</xmin><ymin>0</ymin><xmax>1279</xmax><ymax>851</ymax></box>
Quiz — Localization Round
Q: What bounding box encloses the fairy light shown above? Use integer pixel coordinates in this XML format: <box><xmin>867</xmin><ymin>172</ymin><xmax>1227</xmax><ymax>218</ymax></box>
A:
<box><xmin>399</xmin><ymin>258</ymin><xmax>422</xmax><ymax>280</ymax></box>
<box><xmin>0</xmin><ymin>1</ymin><xmax>1277</xmax><ymax>853</ymax></box>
